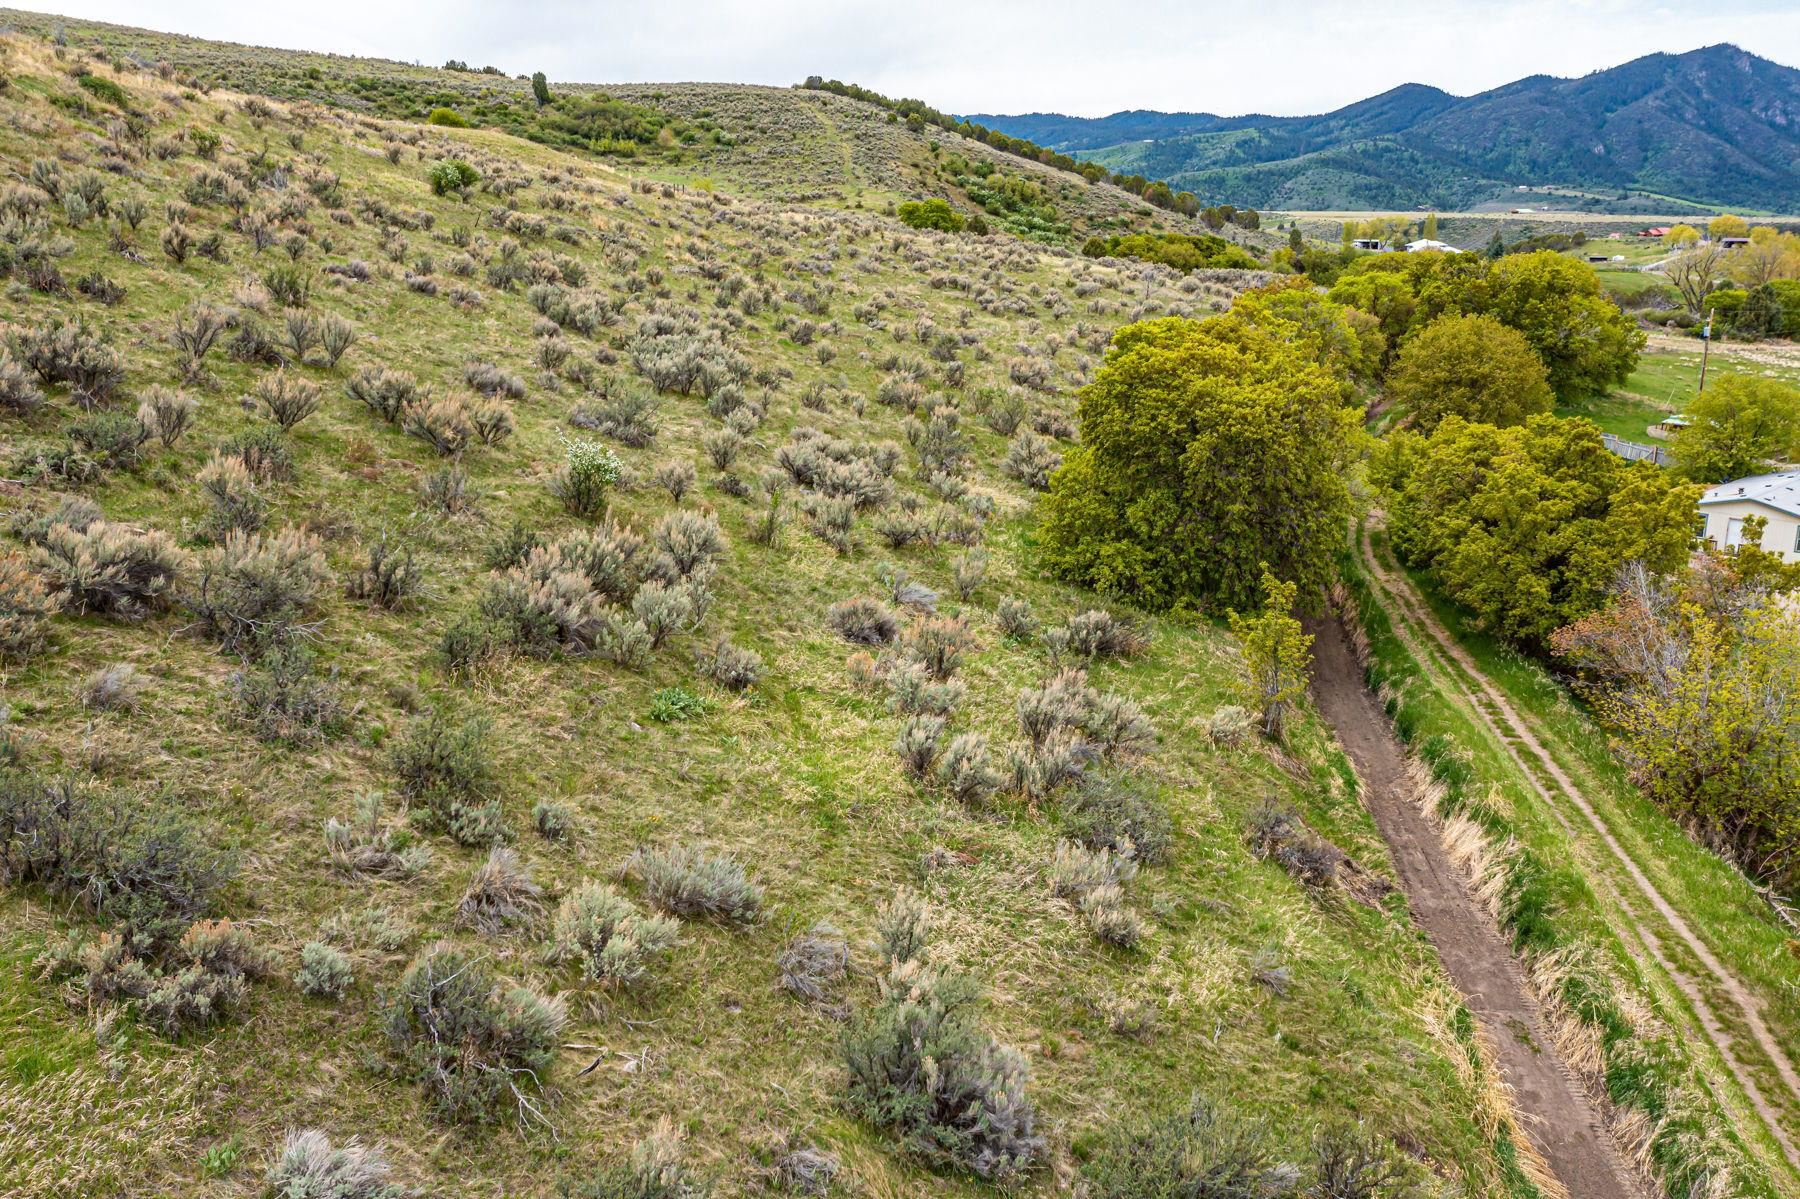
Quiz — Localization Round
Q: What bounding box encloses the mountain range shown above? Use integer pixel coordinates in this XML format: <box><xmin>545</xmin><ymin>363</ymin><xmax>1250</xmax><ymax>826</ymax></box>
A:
<box><xmin>967</xmin><ymin>45</ymin><xmax>1800</xmax><ymax>212</ymax></box>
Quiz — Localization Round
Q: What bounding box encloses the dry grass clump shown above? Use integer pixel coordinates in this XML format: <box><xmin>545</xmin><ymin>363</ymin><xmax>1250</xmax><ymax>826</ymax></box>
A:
<box><xmin>777</xmin><ymin>921</ymin><xmax>850</xmax><ymax>1008</ymax></box>
<box><xmin>263</xmin><ymin>1129</ymin><xmax>405</xmax><ymax>1199</ymax></box>
<box><xmin>827</xmin><ymin>596</ymin><xmax>898</xmax><ymax>644</ymax></box>
<box><xmin>457</xmin><ymin>846</ymin><xmax>544</xmax><ymax>934</ymax></box>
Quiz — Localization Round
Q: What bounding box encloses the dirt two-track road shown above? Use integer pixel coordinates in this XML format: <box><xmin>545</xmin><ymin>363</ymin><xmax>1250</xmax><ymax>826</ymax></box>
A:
<box><xmin>1307</xmin><ymin>615</ymin><xmax>1648</xmax><ymax>1199</ymax></box>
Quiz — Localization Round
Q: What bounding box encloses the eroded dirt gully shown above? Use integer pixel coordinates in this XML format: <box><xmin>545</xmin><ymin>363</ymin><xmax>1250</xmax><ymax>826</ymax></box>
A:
<box><xmin>1305</xmin><ymin>615</ymin><xmax>1647</xmax><ymax>1199</ymax></box>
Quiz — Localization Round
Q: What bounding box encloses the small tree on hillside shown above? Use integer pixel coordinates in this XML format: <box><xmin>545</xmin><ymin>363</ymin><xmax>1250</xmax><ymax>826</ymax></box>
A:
<box><xmin>531</xmin><ymin>71</ymin><xmax>552</xmax><ymax>107</ymax></box>
<box><xmin>1228</xmin><ymin>566</ymin><xmax>1313</xmax><ymax>740</ymax></box>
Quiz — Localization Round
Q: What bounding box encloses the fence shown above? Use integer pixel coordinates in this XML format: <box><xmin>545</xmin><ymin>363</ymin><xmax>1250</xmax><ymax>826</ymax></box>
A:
<box><xmin>1602</xmin><ymin>433</ymin><xmax>1670</xmax><ymax>467</ymax></box>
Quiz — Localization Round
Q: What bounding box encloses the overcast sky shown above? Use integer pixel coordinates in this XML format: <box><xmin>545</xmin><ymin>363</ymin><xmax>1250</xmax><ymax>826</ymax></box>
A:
<box><xmin>37</xmin><ymin>0</ymin><xmax>1800</xmax><ymax>117</ymax></box>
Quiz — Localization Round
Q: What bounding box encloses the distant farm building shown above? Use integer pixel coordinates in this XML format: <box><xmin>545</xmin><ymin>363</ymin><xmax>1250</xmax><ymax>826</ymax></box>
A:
<box><xmin>1351</xmin><ymin>238</ymin><xmax>1386</xmax><ymax>251</ymax></box>
<box><xmin>1720</xmin><ymin>236</ymin><xmax>1751</xmax><ymax>249</ymax></box>
<box><xmin>1647</xmin><ymin>414</ymin><xmax>1692</xmax><ymax>440</ymax></box>
<box><xmin>1406</xmin><ymin>238</ymin><xmax>1458</xmax><ymax>253</ymax></box>
<box><xmin>1640</xmin><ymin>226</ymin><xmax>1671</xmax><ymax>238</ymax></box>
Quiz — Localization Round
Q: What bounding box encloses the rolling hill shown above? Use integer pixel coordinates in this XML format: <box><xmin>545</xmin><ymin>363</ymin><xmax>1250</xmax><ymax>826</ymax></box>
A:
<box><xmin>969</xmin><ymin>44</ymin><xmax>1800</xmax><ymax>212</ymax></box>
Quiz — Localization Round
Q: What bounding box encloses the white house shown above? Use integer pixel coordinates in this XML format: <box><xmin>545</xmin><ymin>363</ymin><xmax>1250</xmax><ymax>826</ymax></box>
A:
<box><xmin>1405</xmin><ymin>238</ymin><xmax>1458</xmax><ymax>253</ymax></box>
<box><xmin>1698</xmin><ymin>471</ymin><xmax>1800</xmax><ymax>563</ymax></box>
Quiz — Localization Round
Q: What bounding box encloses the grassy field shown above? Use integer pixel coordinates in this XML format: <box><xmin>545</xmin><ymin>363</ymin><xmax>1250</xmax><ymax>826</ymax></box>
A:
<box><xmin>0</xmin><ymin>26</ymin><xmax>1528</xmax><ymax>1199</ymax></box>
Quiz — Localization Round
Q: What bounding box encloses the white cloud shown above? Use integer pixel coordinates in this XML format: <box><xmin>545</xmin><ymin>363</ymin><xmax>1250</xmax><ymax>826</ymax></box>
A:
<box><xmin>39</xmin><ymin>0</ymin><xmax>1800</xmax><ymax>117</ymax></box>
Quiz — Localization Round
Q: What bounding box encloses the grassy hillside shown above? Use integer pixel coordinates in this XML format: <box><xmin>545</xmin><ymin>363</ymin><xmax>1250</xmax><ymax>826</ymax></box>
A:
<box><xmin>0</xmin><ymin>25</ymin><xmax>1527</xmax><ymax>1199</ymax></box>
<box><xmin>0</xmin><ymin>7</ymin><xmax>1248</xmax><ymax>248</ymax></box>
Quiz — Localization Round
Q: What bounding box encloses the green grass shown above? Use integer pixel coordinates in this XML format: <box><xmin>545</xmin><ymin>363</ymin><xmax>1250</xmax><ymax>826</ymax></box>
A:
<box><xmin>0</xmin><ymin>30</ymin><xmax>1517</xmax><ymax>1197</ymax></box>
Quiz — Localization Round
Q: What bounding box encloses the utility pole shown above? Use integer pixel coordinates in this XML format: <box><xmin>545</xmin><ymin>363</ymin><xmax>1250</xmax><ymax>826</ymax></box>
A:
<box><xmin>1698</xmin><ymin>307</ymin><xmax>1713</xmax><ymax>395</ymax></box>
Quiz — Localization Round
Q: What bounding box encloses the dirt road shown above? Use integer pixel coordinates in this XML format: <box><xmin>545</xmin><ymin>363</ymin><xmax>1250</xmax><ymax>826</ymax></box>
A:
<box><xmin>1357</xmin><ymin>527</ymin><xmax>1800</xmax><ymax>1169</ymax></box>
<box><xmin>1307</xmin><ymin>614</ymin><xmax>1647</xmax><ymax>1199</ymax></box>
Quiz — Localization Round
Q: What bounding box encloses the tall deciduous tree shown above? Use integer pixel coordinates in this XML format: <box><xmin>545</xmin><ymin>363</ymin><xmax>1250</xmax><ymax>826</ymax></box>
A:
<box><xmin>1386</xmin><ymin>313</ymin><xmax>1552</xmax><ymax>432</ymax></box>
<box><xmin>1375</xmin><ymin>414</ymin><xmax>1700</xmax><ymax>646</ymax></box>
<box><xmin>1671</xmin><ymin>375</ymin><xmax>1800</xmax><ymax>483</ymax></box>
<box><xmin>1039</xmin><ymin>313</ymin><xmax>1359</xmax><ymax>612</ymax></box>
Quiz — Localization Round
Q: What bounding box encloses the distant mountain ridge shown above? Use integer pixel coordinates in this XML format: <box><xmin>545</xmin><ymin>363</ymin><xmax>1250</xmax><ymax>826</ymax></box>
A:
<box><xmin>966</xmin><ymin>45</ymin><xmax>1800</xmax><ymax>211</ymax></box>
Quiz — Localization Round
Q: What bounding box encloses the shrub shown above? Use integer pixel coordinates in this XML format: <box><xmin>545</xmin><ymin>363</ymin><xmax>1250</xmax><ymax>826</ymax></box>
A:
<box><xmin>573</xmin><ymin>385</ymin><xmax>658</xmax><ymax>448</ymax></box>
<box><xmin>428</xmin><ymin>158</ymin><xmax>479</xmax><ymax>195</ymax></box>
<box><xmin>936</xmin><ymin>732</ymin><xmax>999</xmax><ymax>804</ymax></box>
<box><xmin>66</xmin><ymin>410</ymin><xmax>149</xmax><ymax>468</ymax></box>
<box><xmin>295</xmin><ymin>941</ymin><xmax>354</xmax><ymax>1000</ymax></box>
<box><xmin>995</xmin><ymin>596</ymin><xmax>1035</xmax><ymax>641</ymax></box>
<box><xmin>192</xmin><ymin>528</ymin><xmax>329</xmax><ymax>650</ymax></box>
<box><xmin>0</xmin><ymin>552</ymin><xmax>59</xmax><ymax>659</ymax></box>
<box><xmin>1306</xmin><ymin>1126</ymin><xmax>1418</xmax><ymax>1199</ymax></box>
<box><xmin>1085</xmin><ymin>691</ymin><xmax>1156</xmax><ymax>757</ymax></box>
<box><xmin>464</xmin><ymin>360</ymin><xmax>525</xmax><ymax>399</ymax></box>
<box><xmin>263</xmin><ymin>265</ymin><xmax>312</xmax><ymax>308</ymax></box>
<box><xmin>777</xmin><ymin>921</ymin><xmax>849</xmax><ymax>1005</ymax></box>
<box><xmin>318</xmin><ymin>312</ymin><xmax>358</xmax><ymax>368</ymax></box>
<box><xmin>421</xmin><ymin>465</ymin><xmax>474</xmax><ymax>513</ymax></box>
<box><xmin>263</xmin><ymin>1130</ymin><xmax>405</xmax><ymax>1199</ymax></box>
<box><xmin>653</xmin><ymin>460</ymin><xmax>698</xmax><ymax>504</ymax></box>
<box><xmin>1082</xmin><ymin>1098</ymin><xmax>1288</xmax><ymax>1199</ymax></box>
<box><xmin>347</xmin><ymin>536</ymin><xmax>423</xmax><ymax>610</ymax></box>
<box><xmin>345</xmin><ymin>365</ymin><xmax>419</xmax><ymax>423</ymax></box>
<box><xmin>699</xmin><ymin>638</ymin><xmax>762</xmax><ymax>691</ymax></box>
<box><xmin>0</xmin><ymin>776</ymin><xmax>235</xmax><ymax>949</ymax></box>
<box><xmin>533</xmin><ymin>800</ymin><xmax>572</xmax><ymax>841</ymax></box>
<box><xmin>230</xmin><ymin>644</ymin><xmax>346</xmax><ymax>744</ymax></box>
<box><xmin>648</xmin><ymin>510</ymin><xmax>725</xmax><ymax>585</ymax></box>
<box><xmin>136</xmin><ymin>387</ymin><xmax>197</xmax><ymax>448</ymax></box>
<box><xmin>896</xmin><ymin>198</ymin><xmax>965</xmax><ymax>233</ymax></box>
<box><xmin>382</xmin><ymin>944</ymin><xmax>563</xmax><ymax>1124</ymax></box>
<box><xmin>8</xmin><ymin>318</ymin><xmax>126</xmax><ymax>404</ymax></box>
<box><xmin>895</xmin><ymin>713</ymin><xmax>947</xmax><ymax>778</ymax></box>
<box><xmin>390</xmin><ymin>708</ymin><xmax>503</xmax><ymax>846</ymax></box>
<box><xmin>253</xmin><ymin>370</ymin><xmax>323</xmax><ymax>432</ymax></box>
<box><xmin>1246</xmin><ymin>804</ymin><xmax>1344</xmax><ymax>891</ymax></box>
<box><xmin>458</xmin><ymin>846</ymin><xmax>545</xmax><ymax>934</ymax></box>
<box><xmin>632</xmin><ymin>844</ymin><xmax>761</xmax><ymax>922</ymax></box>
<box><xmin>0</xmin><ymin>350</ymin><xmax>45</xmax><ymax>414</ymax></box>
<box><xmin>324</xmin><ymin>792</ymin><xmax>431</xmax><ymax>879</ymax></box>
<box><xmin>53</xmin><ymin>918</ymin><xmax>272</xmax><ymax>1036</ymax></box>
<box><xmin>899</xmin><ymin>616</ymin><xmax>973</xmax><ymax>680</ymax></box>
<box><xmin>561</xmin><ymin>1119</ymin><xmax>710</xmax><ymax>1199</ymax></box>
<box><xmin>1064</xmin><ymin>610</ymin><xmax>1146</xmax><ymax>660</ymax></box>
<box><xmin>33</xmin><ymin>520</ymin><xmax>185</xmax><ymax>619</ymax></box>
<box><xmin>829</xmin><ymin>597</ymin><xmax>899</xmax><ymax>644</ymax></box>
<box><xmin>220</xmin><ymin>425</ymin><xmax>296</xmax><ymax>482</ymax></box>
<box><xmin>842</xmin><ymin>897</ymin><xmax>1041</xmax><ymax>1179</ymax></box>
<box><xmin>545</xmin><ymin>879</ymin><xmax>680</xmax><ymax>986</ymax></box>
<box><xmin>951</xmin><ymin>550</ymin><xmax>986</xmax><ymax>602</ymax></box>
<box><xmin>632</xmin><ymin>580</ymin><xmax>693</xmax><ymax>649</ymax></box>
<box><xmin>170</xmin><ymin>304</ymin><xmax>227</xmax><ymax>380</ymax></box>
<box><xmin>1002</xmin><ymin>429</ymin><xmax>1061</xmax><ymax>490</ymax></box>
<box><xmin>550</xmin><ymin>436</ymin><xmax>622</xmax><ymax>518</ymax></box>
<box><xmin>1062</xmin><ymin>774</ymin><xmax>1174</xmax><ymax>865</ymax></box>
<box><xmin>402</xmin><ymin>396</ymin><xmax>474</xmax><ymax>455</ymax></box>
<box><xmin>198</xmin><ymin>453</ymin><xmax>266</xmax><ymax>538</ymax></box>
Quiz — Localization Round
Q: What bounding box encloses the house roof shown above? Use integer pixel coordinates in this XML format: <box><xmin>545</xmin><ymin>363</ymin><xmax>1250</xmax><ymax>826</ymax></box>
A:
<box><xmin>1405</xmin><ymin>238</ymin><xmax>1456</xmax><ymax>252</ymax></box>
<box><xmin>1699</xmin><ymin>470</ymin><xmax>1800</xmax><ymax>518</ymax></box>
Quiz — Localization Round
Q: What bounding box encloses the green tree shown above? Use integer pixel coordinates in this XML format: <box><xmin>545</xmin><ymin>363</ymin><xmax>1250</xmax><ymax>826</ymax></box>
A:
<box><xmin>1386</xmin><ymin>313</ymin><xmax>1552</xmax><ymax>432</ymax></box>
<box><xmin>1484</xmin><ymin>231</ymin><xmax>1505</xmax><ymax>259</ymax></box>
<box><xmin>1039</xmin><ymin>314</ymin><xmax>1359</xmax><ymax>612</ymax></box>
<box><xmin>1671</xmin><ymin>375</ymin><xmax>1800</xmax><ymax>483</ymax></box>
<box><xmin>1377</xmin><ymin>415</ymin><xmax>1699</xmax><ymax>646</ymax></box>
<box><xmin>530</xmin><ymin>71</ymin><xmax>552</xmax><ymax>107</ymax></box>
<box><xmin>1480</xmin><ymin>251</ymin><xmax>1643</xmax><ymax>399</ymax></box>
<box><xmin>1422</xmin><ymin>213</ymin><xmax>1439</xmax><ymax>239</ymax></box>
<box><xmin>1228</xmin><ymin>565</ymin><xmax>1314</xmax><ymax>739</ymax></box>
<box><xmin>1708</xmin><ymin>213</ymin><xmax>1750</xmax><ymax>241</ymax></box>
<box><xmin>427</xmin><ymin>159</ymin><xmax>479</xmax><ymax>197</ymax></box>
<box><xmin>895</xmin><ymin>198</ymin><xmax>964</xmax><ymax>232</ymax></box>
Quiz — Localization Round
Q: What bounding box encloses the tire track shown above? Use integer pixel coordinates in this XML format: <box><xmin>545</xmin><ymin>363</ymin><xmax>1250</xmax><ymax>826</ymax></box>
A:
<box><xmin>1307</xmin><ymin>613</ymin><xmax>1646</xmax><ymax>1199</ymax></box>
<box><xmin>1358</xmin><ymin>522</ymin><xmax>1800</xmax><ymax>1169</ymax></box>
